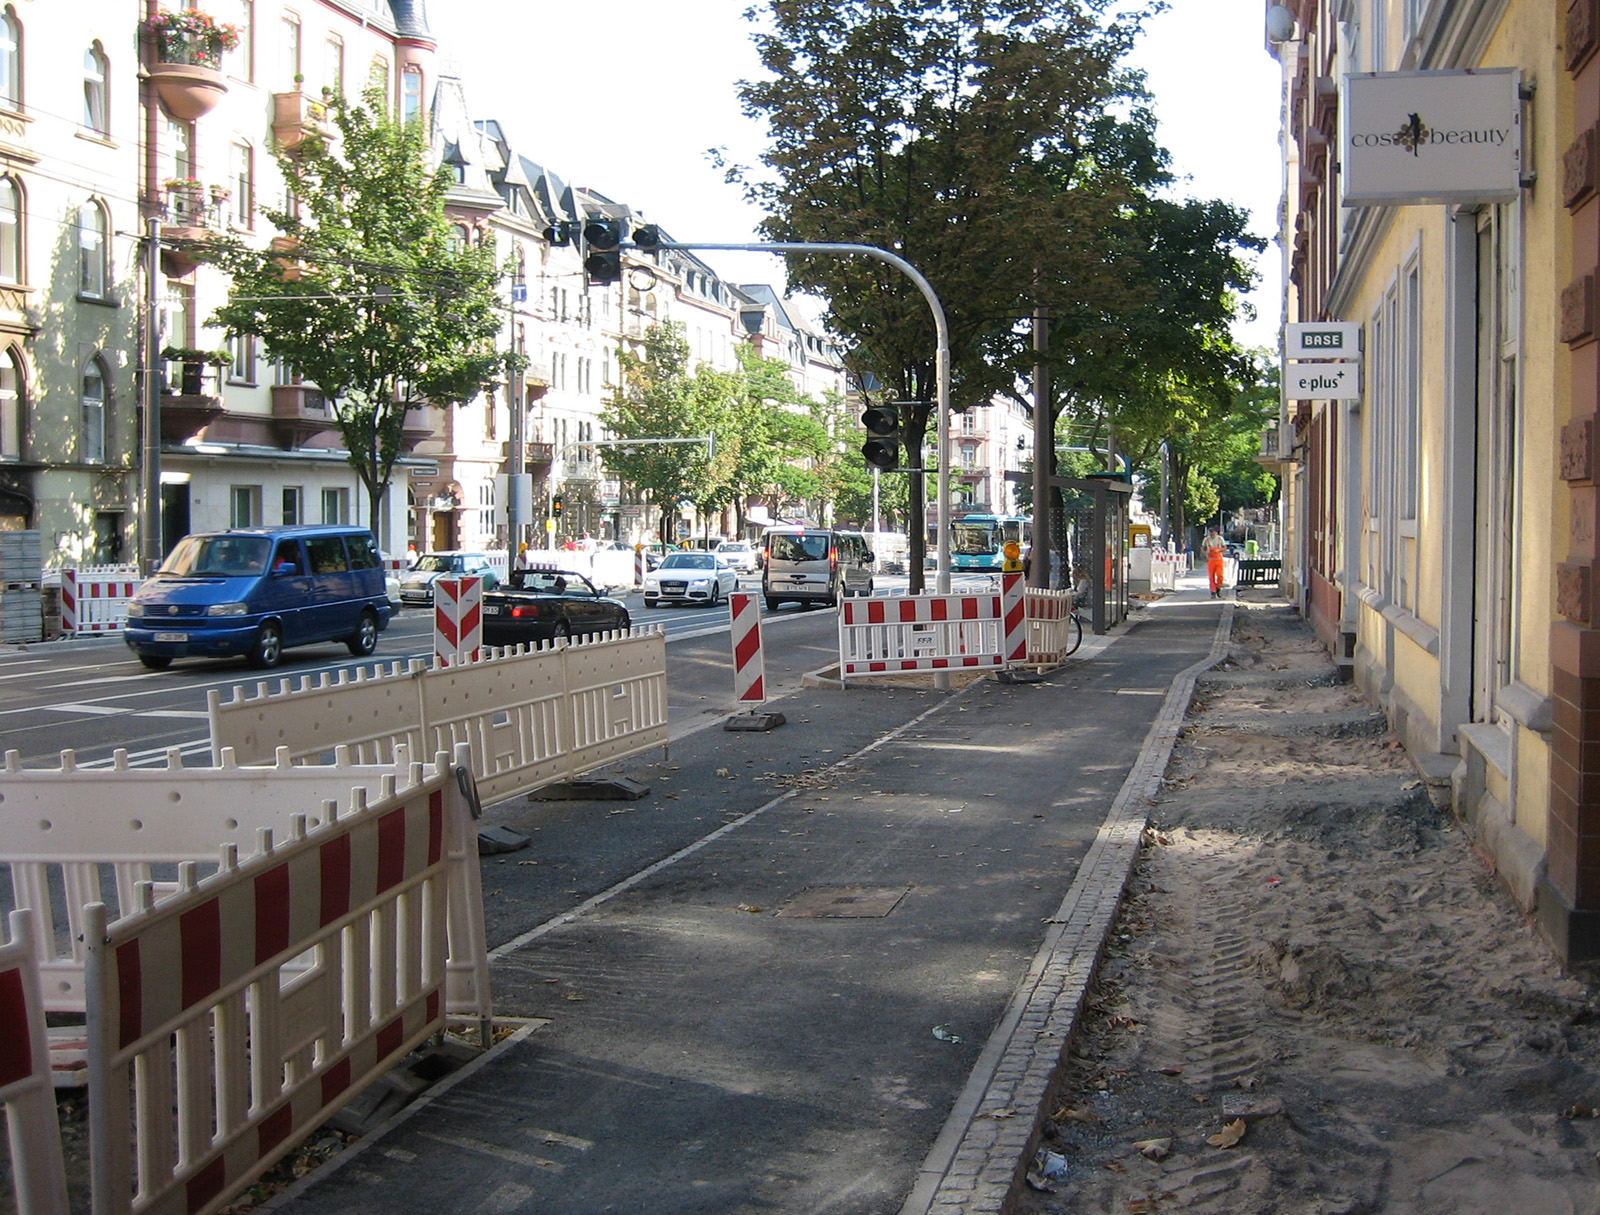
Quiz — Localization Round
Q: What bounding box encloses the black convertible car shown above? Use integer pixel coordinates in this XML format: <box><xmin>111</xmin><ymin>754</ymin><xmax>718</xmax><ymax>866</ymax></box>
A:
<box><xmin>480</xmin><ymin>566</ymin><xmax>631</xmax><ymax>647</ymax></box>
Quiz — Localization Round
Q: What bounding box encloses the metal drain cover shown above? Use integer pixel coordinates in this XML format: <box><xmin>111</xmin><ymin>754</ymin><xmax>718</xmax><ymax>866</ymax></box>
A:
<box><xmin>776</xmin><ymin>886</ymin><xmax>910</xmax><ymax>918</ymax></box>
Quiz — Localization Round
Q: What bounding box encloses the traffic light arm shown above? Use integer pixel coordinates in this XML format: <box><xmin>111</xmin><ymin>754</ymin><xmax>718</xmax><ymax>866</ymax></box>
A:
<box><xmin>637</xmin><ymin>240</ymin><xmax>951</xmax><ymax>594</ymax></box>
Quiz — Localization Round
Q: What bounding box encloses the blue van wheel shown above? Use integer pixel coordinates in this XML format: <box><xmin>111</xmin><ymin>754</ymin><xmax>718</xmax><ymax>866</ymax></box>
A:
<box><xmin>347</xmin><ymin>610</ymin><xmax>379</xmax><ymax>657</ymax></box>
<box><xmin>247</xmin><ymin>622</ymin><xmax>283</xmax><ymax>669</ymax></box>
<box><xmin>138</xmin><ymin>654</ymin><xmax>171</xmax><ymax>670</ymax></box>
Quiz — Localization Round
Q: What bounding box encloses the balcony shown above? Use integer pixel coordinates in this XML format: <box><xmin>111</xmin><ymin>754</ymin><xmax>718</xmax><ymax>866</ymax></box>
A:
<box><xmin>270</xmin><ymin>384</ymin><xmax>336</xmax><ymax>449</ymax></box>
<box><xmin>160</xmin><ymin>187</ymin><xmax>227</xmax><ymax>276</ymax></box>
<box><xmin>146</xmin><ymin>12</ymin><xmax>232</xmax><ymax>119</ymax></box>
<box><xmin>271</xmin><ymin>90</ymin><xmax>335</xmax><ymax>153</ymax></box>
<box><xmin>158</xmin><ymin>354</ymin><xmax>225</xmax><ymax>443</ymax></box>
<box><xmin>501</xmin><ymin>440</ymin><xmax>554</xmax><ymax>465</ymax></box>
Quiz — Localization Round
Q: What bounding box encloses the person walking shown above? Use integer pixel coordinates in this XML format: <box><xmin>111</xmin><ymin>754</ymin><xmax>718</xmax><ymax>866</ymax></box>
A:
<box><xmin>1203</xmin><ymin>529</ymin><xmax>1227</xmax><ymax>598</ymax></box>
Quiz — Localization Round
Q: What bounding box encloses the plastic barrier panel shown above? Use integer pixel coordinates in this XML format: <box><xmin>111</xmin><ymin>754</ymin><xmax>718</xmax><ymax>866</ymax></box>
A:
<box><xmin>729</xmin><ymin>592</ymin><xmax>765</xmax><ymax>703</ymax></box>
<box><xmin>59</xmin><ymin>566</ymin><xmax>141</xmax><ymax>636</ymax></box>
<box><xmin>0</xmin><ymin>909</ymin><xmax>69</xmax><ymax>1215</ymax></box>
<box><xmin>83</xmin><ymin>759</ymin><xmax>470</xmax><ymax>1215</ymax></box>
<box><xmin>1024</xmin><ymin>588</ymin><xmax>1078</xmax><ymax>665</ymax></box>
<box><xmin>433</xmin><ymin>575</ymin><xmax>482</xmax><ymax>666</ymax></box>
<box><xmin>838</xmin><ymin>593</ymin><xmax>1005</xmax><ymax>681</ymax></box>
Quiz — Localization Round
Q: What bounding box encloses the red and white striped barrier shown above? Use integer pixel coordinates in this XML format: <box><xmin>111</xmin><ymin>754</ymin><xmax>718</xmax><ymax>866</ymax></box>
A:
<box><xmin>729</xmin><ymin>592</ymin><xmax>765</xmax><ymax>703</ymax></box>
<box><xmin>838</xmin><ymin>592</ymin><xmax>1006</xmax><ymax>680</ymax></box>
<box><xmin>1024</xmin><ymin>587</ymin><xmax>1078</xmax><ymax>665</ymax></box>
<box><xmin>1001</xmin><ymin>571</ymin><xmax>1025</xmax><ymax>666</ymax></box>
<box><xmin>1</xmin><ymin>909</ymin><xmax>68</xmax><ymax>1215</ymax></box>
<box><xmin>635</xmin><ymin>546</ymin><xmax>647</xmax><ymax>588</ymax></box>
<box><xmin>434</xmin><ymin>575</ymin><xmax>482</xmax><ymax>665</ymax></box>
<box><xmin>59</xmin><ymin>566</ymin><xmax>141</xmax><ymax>636</ymax></box>
<box><xmin>83</xmin><ymin>758</ymin><xmax>471</xmax><ymax>1215</ymax></box>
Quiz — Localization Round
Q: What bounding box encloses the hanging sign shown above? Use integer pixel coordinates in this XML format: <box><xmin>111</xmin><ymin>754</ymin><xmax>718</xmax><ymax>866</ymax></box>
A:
<box><xmin>1284</xmin><ymin>361</ymin><xmax>1361</xmax><ymax>400</ymax></box>
<box><xmin>1343</xmin><ymin>69</ymin><xmax>1520</xmax><ymax>206</ymax></box>
<box><xmin>1285</xmin><ymin>322</ymin><xmax>1361</xmax><ymax>360</ymax></box>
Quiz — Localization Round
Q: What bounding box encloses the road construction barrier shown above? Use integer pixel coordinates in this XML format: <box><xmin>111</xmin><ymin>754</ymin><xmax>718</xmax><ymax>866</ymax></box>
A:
<box><xmin>839</xmin><ymin>592</ymin><xmax>1006</xmax><ymax>681</ymax></box>
<box><xmin>58</xmin><ymin>565</ymin><xmax>142</xmax><ymax>636</ymax></box>
<box><xmin>1001</xmin><ymin>572</ymin><xmax>1025</xmax><ymax>665</ymax></box>
<box><xmin>1024</xmin><ymin>588</ymin><xmax>1078</xmax><ymax>665</ymax></box>
<box><xmin>0</xmin><ymin>747</ymin><xmax>490</xmax><ymax>1054</ymax></box>
<box><xmin>1150</xmin><ymin>551</ymin><xmax>1180</xmax><ymax>592</ymax></box>
<box><xmin>82</xmin><ymin>751</ymin><xmax>477</xmax><ymax>1215</ymax></box>
<box><xmin>208</xmin><ymin>628</ymin><xmax>668</xmax><ymax>806</ymax></box>
<box><xmin>729</xmin><ymin>592</ymin><xmax>765</xmax><ymax>703</ymax></box>
<box><xmin>433</xmin><ymin>575</ymin><xmax>483</xmax><ymax>665</ymax></box>
<box><xmin>1</xmin><ymin>909</ymin><xmax>69</xmax><ymax>1215</ymax></box>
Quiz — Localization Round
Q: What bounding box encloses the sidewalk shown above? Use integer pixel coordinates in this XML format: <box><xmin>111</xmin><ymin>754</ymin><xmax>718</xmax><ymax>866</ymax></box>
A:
<box><xmin>254</xmin><ymin>578</ymin><xmax>1231</xmax><ymax>1215</ymax></box>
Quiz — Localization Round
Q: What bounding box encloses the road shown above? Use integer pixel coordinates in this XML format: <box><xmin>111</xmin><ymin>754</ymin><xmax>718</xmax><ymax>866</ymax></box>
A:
<box><xmin>0</xmin><ymin>573</ymin><xmax>985</xmax><ymax>767</ymax></box>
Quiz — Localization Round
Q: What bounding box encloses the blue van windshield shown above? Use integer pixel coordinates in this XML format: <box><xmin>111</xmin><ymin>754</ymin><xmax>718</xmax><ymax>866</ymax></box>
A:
<box><xmin>159</xmin><ymin>534</ymin><xmax>272</xmax><ymax>577</ymax></box>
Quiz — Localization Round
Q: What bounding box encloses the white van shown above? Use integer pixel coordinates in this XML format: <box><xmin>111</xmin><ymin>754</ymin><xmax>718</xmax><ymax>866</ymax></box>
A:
<box><xmin>762</xmin><ymin>528</ymin><xmax>874</xmax><ymax>610</ymax></box>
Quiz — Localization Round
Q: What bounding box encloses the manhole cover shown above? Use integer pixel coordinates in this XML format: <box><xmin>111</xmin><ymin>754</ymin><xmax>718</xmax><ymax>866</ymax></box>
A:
<box><xmin>776</xmin><ymin>886</ymin><xmax>910</xmax><ymax>918</ymax></box>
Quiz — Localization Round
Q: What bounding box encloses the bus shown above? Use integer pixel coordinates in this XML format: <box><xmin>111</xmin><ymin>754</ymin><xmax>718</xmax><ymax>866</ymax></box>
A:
<box><xmin>949</xmin><ymin>514</ymin><xmax>1031</xmax><ymax>572</ymax></box>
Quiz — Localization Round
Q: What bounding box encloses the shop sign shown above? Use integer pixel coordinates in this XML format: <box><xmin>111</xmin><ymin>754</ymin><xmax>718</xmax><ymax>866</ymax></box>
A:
<box><xmin>1285</xmin><ymin>361</ymin><xmax>1361</xmax><ymax>400</ymax></box>
<box><xmin>1285</xmin><ymin>322</ymin><xmax>1361</xmax><ymax>360</ymax></box>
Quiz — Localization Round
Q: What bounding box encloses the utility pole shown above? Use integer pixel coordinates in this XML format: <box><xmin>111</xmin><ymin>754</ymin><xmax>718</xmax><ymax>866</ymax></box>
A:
<box><xmin>140</xmin><ymin>217</ymin><xmax>163</xmax><ymax>575</ymax></box>
<box><xmin>1031</xmin><ymin>289</ymin><xmax>1050</xmax><ymax>589</ymax></box>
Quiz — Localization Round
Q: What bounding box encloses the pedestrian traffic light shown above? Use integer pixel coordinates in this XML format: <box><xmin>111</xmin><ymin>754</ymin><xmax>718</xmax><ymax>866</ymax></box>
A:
<box><xmin>552</xmin><ymin>494</ymin><xmax>564</xmax><ymax>519</ymax></box>
<box><xmin>582</xmin><ymin>218</ymin><xmax>626</xmax><ymax>285</ymax></box>
<box><xmin>542</xmin><ymin>220</ymin><xmax>578</xmax><ymax>247</ymax></box>
<box><xmin>860</xmin><ymin>403</ymin><xmax>900</xmax><ymax>471</ymax></box>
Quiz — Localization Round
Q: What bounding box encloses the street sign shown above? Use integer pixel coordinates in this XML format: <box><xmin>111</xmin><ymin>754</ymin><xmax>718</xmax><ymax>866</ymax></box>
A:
<box><xmin>511</xmin><ymin>284</ymin><xmax>528</xmax><ymax>303</ymax></box>
<box><xmin>1284</xmin><ymin>361</ymin><xmax>1361</xmax><ymax>400</ymax></box>
<box><xmin>1285</xmin><ymin>322</ymin><xmax>1362</xmax><ymax>360</ymax></box>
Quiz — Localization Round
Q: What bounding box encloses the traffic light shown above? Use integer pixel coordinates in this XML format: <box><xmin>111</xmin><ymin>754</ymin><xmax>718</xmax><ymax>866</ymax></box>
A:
<box><xmin>542</xmin><ymin>220</ymin><xmax>578</xmax><ymax>247</ymax></box>
<box><xmin>632</xmin><ymin>224</ymin><xmax>662</xmax><ymax>252</ymax></box>
<box><xmin>551</xmin><ymin>494</ymin><xmax>564</xmax><ymax>519</ymax></box>
<box><xmin>861</xmin><ymin>404</ymin><xmax>900</xmax><ymax>470</ymax></box>
<box><xmin>582</xmin><ymin>218</ymin><xmax>626</xmax><ymax>285</ymax></box>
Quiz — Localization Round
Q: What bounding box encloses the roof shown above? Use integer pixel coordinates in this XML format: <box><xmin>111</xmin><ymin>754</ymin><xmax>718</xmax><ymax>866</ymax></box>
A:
<box><xmin>387</xmin><ymin>0</ymin><xmax>433</xmax><ymax>39</ymax></box>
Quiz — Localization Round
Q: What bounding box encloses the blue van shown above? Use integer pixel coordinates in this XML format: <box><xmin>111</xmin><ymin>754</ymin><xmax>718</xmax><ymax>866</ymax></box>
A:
<box><xmin>123</xmin><ymin>526</ymin><xmax>392</xmax><ymax>670</ymax></box>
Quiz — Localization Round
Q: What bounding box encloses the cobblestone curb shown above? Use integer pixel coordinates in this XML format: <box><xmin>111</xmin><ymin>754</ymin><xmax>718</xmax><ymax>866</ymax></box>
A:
<box><xmin>899</xmin><ymin>603</ymin><xmax>1236</xmax><ymax>1215</ymax></box>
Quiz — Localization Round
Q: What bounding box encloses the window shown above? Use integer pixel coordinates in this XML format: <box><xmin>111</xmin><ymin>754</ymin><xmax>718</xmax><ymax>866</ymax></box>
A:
<box><xmin>449</xmin><ymin>224</ymin><xmax>469</xmax><ymax>253</ymax></box>
<box><xmin>324</xmin><ymin>35</ymin><xmax>343</xmax><ymax>96</ymax></box>
<box><xmin>230</xmin><ymin>485</ymin><xmax>260</xmax><ymax>528</ymax></box>
<box><xmin>282</xmin><ymin>485</ymin><xmax>302</xmax><ymax>525</ymax></box>
<box><xmin>320</xmin><ymin>487</ymin><xmax>349</xmax><ymax>525</ymax></box>
<box><xmin>165</xmin><ymin>117</ymin><xmax>195</xmax><ymax>195</ymax></box>
<box><xmin>77</xmin><ymin>201</ymin><xmax>107</xmax><ymax>297</ymax></box>
<box><xmin>401</xmin><ymin>65</ymin><xmax>421</xmax><ymax>123</ymax></box>
<box><xmin>224</xmin><ymin>0</ymin><xmax>253</xmax><ymax>82</ymax></box>
<box><xmin>164</xmin><ymin>278</ymin><xmax>194</xmax><ymax>350</ymax></box>
<box><xmin>370</xmin><ymin>56</ymin><xmax>389</xmax><ymax>107</ymax></box>
<box><xmin>92</xmin><ymin>512</ymin><xmax>123</xmax><ymax>565</ymax></box>
<box><xmin>306</xmin><ymin>534</ymin><xmax>348</xmax><ymax>573</ymax></box>
<box><xmin>83</xmin><ymin>42</ymin><xmax>108</xmax><ymax>136</ymax></box>
<box><xmin>81</xmin><ymin>358</ymin><xmax>105</xmax><ymax>464</ymax></box>
<box><xmin>229</xmin><ymin>140</ymin><xmax>254</xmax><ymax>227</ymax></box>
<box><xmin>0</xmin><ymin>347</ymin><xmax>20</xmax><ymax>459</ymax></box>
<box><xmin>227</xmin><ymin>333</ymin><xmax>255</xmax><ymax>383</ymax></box>
<box><xmin>0</xmin><ymin>8</ymin><xmax>20</xmax><ymax>112</ymax></box>
<box><xmin>278</xmin><ymin>16</ymin><xmax>300</xmax><ymax>90</ymax></box>
<box><xmin>0</xmin><ymin>176</ymin><xmax>20</xmax><ymax>284</ymax></box>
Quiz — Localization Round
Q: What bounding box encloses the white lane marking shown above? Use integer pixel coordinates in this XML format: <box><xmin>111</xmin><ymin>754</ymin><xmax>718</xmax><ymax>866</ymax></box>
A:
<box><xmin>412</xmin><ymin>1130</ymin><xmax>564</xmax><ymax>1172</ymax></box>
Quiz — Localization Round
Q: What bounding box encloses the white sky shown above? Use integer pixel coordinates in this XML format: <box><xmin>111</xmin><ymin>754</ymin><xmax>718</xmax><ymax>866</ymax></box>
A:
<box><xmin>429</xmin><ymin>0</ymin><xmax>1283</xmax><ymax>353</ymax></box>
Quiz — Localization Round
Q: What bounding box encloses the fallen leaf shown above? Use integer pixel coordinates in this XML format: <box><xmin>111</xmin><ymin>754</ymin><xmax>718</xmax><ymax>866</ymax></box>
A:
<box><xmin>983</xmin><ymin>1107</ymin><xmax>1018</xmax><ymax>1119</ymax></box>
<box><xmin>1132</xmin><ymin>1137</ymin><xmax>1172</xmax><ymax>1160</ymax></box>
<box><xmin>1102</xmin><ymin>1159</ymin><xmax>1126</xmax><ymax>1172</ymax></box>
<box><xmin>1127</xmin><ymin>1200</ymin><xmax>1160</xmax><ymax>1214</ymax></box>
<box><xmin>1154</xmin><ymin>1066</ymin><xmax>1184</xmax><ymax>1076</ymax></box>
<box><xmin>1206</xmin><ymin>1118</ymin><xmax>1247</xmax><ymax>1148</ymax></box>
<box><xmin>1053</xmin><ymin>1106</ymin><xmax>1097</xmax><ymax>1123</ymax></box>
<box><xmin>735</xmin><ymin>904</ymin><xmax>763</xmax><ymax>913</ymax></box>
<box><xmin>1563</xmin><ymin>1103</ymin><xmax>1598</xmax><ymax>1119</ymax></box>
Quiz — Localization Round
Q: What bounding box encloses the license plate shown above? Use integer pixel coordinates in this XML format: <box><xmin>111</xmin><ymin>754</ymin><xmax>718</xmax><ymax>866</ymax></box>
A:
<box><xmin>152</xmin><ymin>631</ymin><xmax>187</xmax><ymax>643</ymax></box>
<box><xmin>483</xmin><ymin>605</ymin><xmax>500</xmax><ymax>615</ymax></box>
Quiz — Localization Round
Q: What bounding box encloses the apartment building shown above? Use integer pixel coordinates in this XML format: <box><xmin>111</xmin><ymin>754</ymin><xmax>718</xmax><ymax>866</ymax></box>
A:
<box><xmin>1269</xmin><ymin>0</ymin><xmax>1600</xmax><ymax>962</ymax></box>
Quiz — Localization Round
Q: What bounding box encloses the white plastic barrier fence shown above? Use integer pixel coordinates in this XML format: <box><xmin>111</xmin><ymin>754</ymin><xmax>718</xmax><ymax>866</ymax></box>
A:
<box><xmin>0</xmin><ymin>746</ymin><xmax>490</xmax><ymax>1032</ymax></box>
<box><xmin>433</xmin><ymin>575</ymin><xmax>483</xmax><ymax>665</ymax></box>
<box><xmin>208</xmin><ymin>629</ymin><xmax>668</xmax><ymax>806</ymax></box>
<box><xmin>729</xmin><ymin>592</ymin><xmax>765</xmax><ymax>704</ymax></box>
<box><xmin>1024</xmin><ymin>588</ymin><xmax>1078</xmax><ymax>665</ymax></box>
<box><xmin>1150</xmin><ymin>551</ymin><xmax>1180</xmax><ymax>592</ymax></box>
<box><xmin>1</xmin><ymin>909</ymin><xmax>69</xmax><ymax>1215</ymax></box>
<box><xmin>838</xmin><ymin>592</ymin><xmax>1006</xmax><ymax>681</ymax></box>
<box><xmin>59</xmin><ymin>565</ymin><xmax>142</xmax><ymax>636</ymax></box>
<box><xmin>83</xmin><ymin>751</ymin><xmax>475</xmax><ymax>1215</ymax></box>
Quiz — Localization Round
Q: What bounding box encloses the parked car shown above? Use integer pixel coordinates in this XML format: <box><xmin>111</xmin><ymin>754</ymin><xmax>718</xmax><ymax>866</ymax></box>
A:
<box><xmin>639</xmin><ymin>542</ymin><xmax>681</xmax><ymax>571</ymax></box>
<box><xmin>714</xmin><ymin>539</ymin><xmax>759</xmax><ymax>573</ymax></box>
<box><xmin>398</xmin><ymin>551</ymin><xmax>499</xmax><ymax>606</ymax></box>
<box><xmin>642</xmin><ymin>551</ymin><xmax>740</xmax><ymax>608</ymax></box>
<box><xmin>481</xmin><ymin>565</ymin><xmax>631</xmax><ymax>647</ymax></box>
<box><xmin>123</xmin><ymin>526</ymin><xmax>392</xmax><ymax>670</ymax></box>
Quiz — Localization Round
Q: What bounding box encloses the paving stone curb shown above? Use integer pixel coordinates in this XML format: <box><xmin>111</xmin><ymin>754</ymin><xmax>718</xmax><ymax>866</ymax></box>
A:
<box><xmin>899</xmin><ymin>603</ymin><xmax>1236</xmax><ymax>1215</ymax></box>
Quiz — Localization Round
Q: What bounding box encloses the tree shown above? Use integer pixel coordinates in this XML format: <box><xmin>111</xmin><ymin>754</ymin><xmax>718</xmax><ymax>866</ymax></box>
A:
<box><xmin>204</xmin><ymin>86</ymin><xmax>509</xmax><ymax>538</ymax></box>
<box><xmin>737</xmin><ymin>0</ymin><xmax>1150</xmax><ymax>588</ymax></box>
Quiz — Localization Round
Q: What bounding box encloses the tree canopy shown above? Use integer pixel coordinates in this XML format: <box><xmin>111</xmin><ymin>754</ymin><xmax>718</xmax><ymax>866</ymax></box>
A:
<box><xmin>204</xmin><ymin>86</ymin><xmax>510</xmax><ymax>535</ymax></box>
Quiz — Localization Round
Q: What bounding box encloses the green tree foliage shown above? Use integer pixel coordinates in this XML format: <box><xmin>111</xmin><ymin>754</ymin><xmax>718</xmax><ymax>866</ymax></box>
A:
<box><xmin>203</xmin><ymin>87</ymin><xmax>509</xmax><ymax>536</ymax></box>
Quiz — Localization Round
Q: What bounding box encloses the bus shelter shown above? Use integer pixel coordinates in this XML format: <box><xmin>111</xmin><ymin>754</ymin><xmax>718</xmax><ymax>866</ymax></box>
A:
<box><xmin>1008</xmin><ymin>471</ymin><xmax>1133</xmax><ymax>635</ymax></box>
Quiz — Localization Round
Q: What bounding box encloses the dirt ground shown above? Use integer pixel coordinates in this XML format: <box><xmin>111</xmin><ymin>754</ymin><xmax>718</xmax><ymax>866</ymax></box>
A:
<box><xmin>1019</xmin><ymin>602</ymin><xmax>1600</xmax><ymax>1215</ymax></box>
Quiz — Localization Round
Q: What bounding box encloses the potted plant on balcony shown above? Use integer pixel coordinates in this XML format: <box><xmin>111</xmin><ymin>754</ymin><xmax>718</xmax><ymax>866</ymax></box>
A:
<box><xmin>146</xmin><ymin>10</ymin><xmax>239</xmax><ymax>119</ymax></box>
<box><xmin>162</xmin><ymin>346</ymin><xmax>229</xmax><ymax>396</ymax></box>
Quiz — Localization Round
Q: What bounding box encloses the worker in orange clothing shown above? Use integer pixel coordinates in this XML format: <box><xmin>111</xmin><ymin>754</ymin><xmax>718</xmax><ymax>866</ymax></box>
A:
<box><xmin>1203</xmin><ymin>528</ymin><xmax>1227</xmax><ymax>598</ymax></box>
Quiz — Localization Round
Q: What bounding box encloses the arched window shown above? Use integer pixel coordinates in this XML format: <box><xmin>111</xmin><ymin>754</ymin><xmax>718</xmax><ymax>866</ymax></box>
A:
<box><xmin>0</xmin><ymin>176</ymin><xmax>21</xmax><ymax>284</ymax></box>
<box><xmin>449</xmin><ymin>224</ymin><xmax>470</xmax><ymax>253</ymax></box>
<box><xmin>0</xmin><ymin>9</ymin><xmax>21</xmax><ymax>112</ymax></box>
<box><xmin>82</xmin><ymin>42</ymin><xmax>108</xmax><ymax>135</ymax></box>
<box><xmin>81</xmin><ymin>357</ymin><xmax>106</xmax><ymax>465</ymax></box>
<box><xmin>0</xmin><ymin>347</ymin><xmax>21</xmax><ymax>460</ymax></box>
<box><xmin>77</xmin><ymin>200</ymin><xmax>106</xmax><ymax>297</ymax></box>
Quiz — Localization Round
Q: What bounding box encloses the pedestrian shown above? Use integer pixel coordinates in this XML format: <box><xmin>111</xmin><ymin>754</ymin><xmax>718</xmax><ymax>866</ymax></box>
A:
<box><xmin>1070</xmin><ymin>565</ymin><xmax>1092</xmax><ymax>608</ymax></box>
<box><xmin>1203</xmin><ymin>528</ymin><xmax>1227</xmax><ymax>598</ymax></box>
<box><xmin>515</xmin><ymin>542</ymin><xmax>530</xmax><ymax>570</ymax></box>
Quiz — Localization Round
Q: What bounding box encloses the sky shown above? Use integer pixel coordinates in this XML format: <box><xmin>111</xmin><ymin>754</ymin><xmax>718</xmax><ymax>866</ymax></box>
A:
<box><xmin>428</xmin><ymin>1</ymin><xmax>1284</xmax><ymax>353</ymax></box>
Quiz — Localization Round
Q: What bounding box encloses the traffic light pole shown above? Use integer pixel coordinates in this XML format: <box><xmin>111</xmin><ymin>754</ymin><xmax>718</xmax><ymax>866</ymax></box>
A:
<box><xmin>643</xmin><ymin>241</ymin><xmax>951</xmax><ymax>596</ymax></box>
